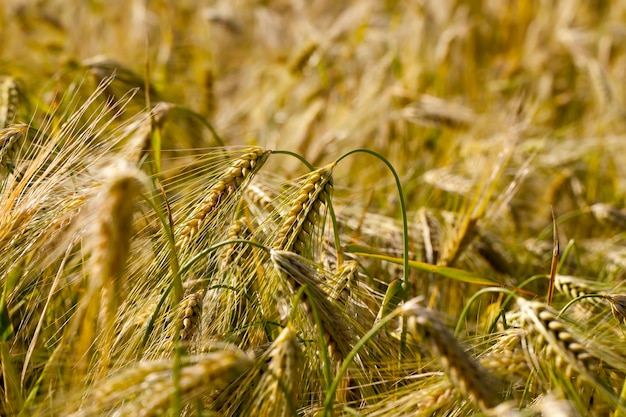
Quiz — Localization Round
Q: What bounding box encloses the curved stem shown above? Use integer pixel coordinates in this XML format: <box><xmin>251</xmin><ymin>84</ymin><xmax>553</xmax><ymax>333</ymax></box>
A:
<box><xmin>558</xmin><ymin>294</ymin><xmax>606</xmax><ymax>318</ymax></box>
<box><xmin>335</xmin><ymin>149</ymin><xmax>409</xmax><ymax>283</ymax></box>
<box><xmin>455</xmin><ymin>287</ymin><xmax>518</xmax><ymax>336</ymax></box>
<box><xmin>272</xmin><ymin>149</ymin><xmax>316</xmax><ymax>171</ymax></box>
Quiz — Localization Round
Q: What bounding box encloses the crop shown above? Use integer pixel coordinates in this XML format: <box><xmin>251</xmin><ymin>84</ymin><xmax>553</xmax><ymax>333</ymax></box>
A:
<box><xmin>2</xmin><ymin>1</ymin><xmax>626</xmax><ymax>416</ymax></box>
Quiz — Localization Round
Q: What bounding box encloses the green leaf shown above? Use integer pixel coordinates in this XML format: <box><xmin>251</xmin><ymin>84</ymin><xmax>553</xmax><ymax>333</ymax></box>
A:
<box><xmin>346</xmin><ymin>245</ymin><xmax>498</xmax><ymax>286</ymax></box>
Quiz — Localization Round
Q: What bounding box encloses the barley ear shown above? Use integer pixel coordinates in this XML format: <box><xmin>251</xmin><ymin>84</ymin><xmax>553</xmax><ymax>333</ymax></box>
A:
<box><xmin>0</xmin><ymin>76</ymin><xmax>21</xmax><ymax>129</ymax></box>
<box><xmin>77</xmin><ymin>161</ymin><xmax>148</xmax><ymax>380</ymax></box>
<box><xmin>402</xmin><ymin>298</ymin><xmax>504</xmax><ymax>412</ymax></box>
<box><xmin>176</xmin><ymin>147</ymin><xmax>271</xmax><ymax>251</ymax></box>
<box><xmin>273</xmin><ymin>162</ymin><xmax>335</xmax><ymax>255</ymax></box>
<box><xmin>180</xmin><ymin>289</ymin><xmax>205</xmax><ymax>344</ymax></box>
<box><xmin>251</xmin><ymin>325</ymin><xmax>302</xmax><ymax>417</ymax></box>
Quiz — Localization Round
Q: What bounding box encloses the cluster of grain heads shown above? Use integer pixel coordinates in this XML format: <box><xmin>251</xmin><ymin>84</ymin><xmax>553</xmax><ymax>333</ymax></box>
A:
<box><xmin>75</xmin><ymin>160</ymin><xmax>149</xmax><ymax>380</ymax></box>
<box><xmin>273</xmin><ymin>162</ymin><xmax>335</xmax><ymax>256</ymax></box>
<box><xmin>69</xmin><ymin>348</ymin><xmax>252</xmax><ymax>417</ymax></box>
<box><xmin>176</xmin><ymin>147</ymin><xmax>271</xmax><ymax>252</ymax></box>
<box><xmin>401</xmin><ymin>298</ymin><xmax>504</xmax><ymax>413</ymax></box>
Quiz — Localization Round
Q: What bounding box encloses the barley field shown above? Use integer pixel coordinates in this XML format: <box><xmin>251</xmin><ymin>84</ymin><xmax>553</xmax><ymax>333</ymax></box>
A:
<box><xmin>2</xmin><ymin>1</ymin><xmax>626</xmax><ymax>416</ymax></box>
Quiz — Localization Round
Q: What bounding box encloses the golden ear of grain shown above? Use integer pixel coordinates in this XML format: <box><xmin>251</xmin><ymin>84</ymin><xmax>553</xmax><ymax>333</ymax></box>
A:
<box><xmin>402</xmin><ymin>298</ymin><xmax>503</xmax><ymax>412</ymax></box>
<box><xmin>80</xmin><ymin>161</ymin><xmax>148</xmax><ymax>379</ymax></box>
<box><xmin>71</xmin><ymin>350</ymin><xmax>252</xmax><ymax>417</ymax></box>
<box><xmin>122</xmin><ymin>102</ymin><xmax>175</xmax><ymax>163</ymax></box>
<box><xmin>515</xmin><ymin>297</ymin><xmax>624</xmax><ymax>407</ymax></box>
<box><xmin>554</xmin><ymin>274</ymin><xmax>596</xmax><ymax>299</ymax></box>
<box><xmin>250</xmin><ymin>325</ymin><xmax>302</xmax><ymax>417</ymax></box>
<box><xmin>329</xmin><ymin>260</ymin><xmax>359</xmax><ymax>302</ymax></box>
<box><xmin>270</xmin><ymin>249</ymin><xmax>353</xmax><ymax>362</ymax></box>
<box><xmin>602</xmin><ymin>294</ymin><xmax>626</xmax><ymax>324</ymax></box>
<box><xmin>220</xmin><ymin>217</ymin><xmax>253</xmax><ymax>269</ymax></box>
<box><xmin>180</xmin><ymin>289</ymin><xmax>206</xmax><ymax>342</ymax></box>
<box><xmin>89</xmin><ymin>161</ymin><xmax>148</xmax><ymax>297</ymax></box>
<box><xmin>0</xmin><ymin>77</ymin><xmax>21</xmax><ymax>129</ymax></box>
<box><xmin>273</xmin><ymin>162</ymin><xmax>335</xmax><ymax>255</ymax></box>
<box><xmin>479</xmin><ymin>329</ymin><xmax>531</xmax><ymax>385</ymax></box>
<box><xmin>0</xmin><ymin>123</ymin><xmax>29</xmax><ymax>179</ymax></box>
<box><xmin>176</xmin><ymin>147</ymin><xmax>271</xmax><ymax>251</ymax></box>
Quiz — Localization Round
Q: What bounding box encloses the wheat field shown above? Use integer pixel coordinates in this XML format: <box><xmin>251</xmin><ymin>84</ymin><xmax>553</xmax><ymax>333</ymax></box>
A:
<box><xmin>2</xmin><ymin>1</ymin><xmax>626</xmax><ymax>416</ymax></box>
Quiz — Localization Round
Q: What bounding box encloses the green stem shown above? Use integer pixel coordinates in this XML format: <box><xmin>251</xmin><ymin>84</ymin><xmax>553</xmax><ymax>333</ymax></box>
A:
<box><xmin>322</xmin><ymin>307</ymin><xmax>402</xmax><ymax>417</ymax></box>
<box><xmin>455</xmin><ymin>287</ymin><xmax>518</xmax><ymax>336</ymax></box>
<box><xmin>557</xmin><ymin>294</ymin><xmax>606</xmax><ymax>318</ymax></box>
<box><xmin>335</xmin><ymin>149</ymin><xmax>409</xmax><ymax>284</ymax></box>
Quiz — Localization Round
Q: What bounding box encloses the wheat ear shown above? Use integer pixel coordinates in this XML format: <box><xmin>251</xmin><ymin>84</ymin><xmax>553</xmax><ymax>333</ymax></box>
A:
<box><xmin>271</xmin><ymin>249</ymin><xmax>353</xmax><ymax>362</ymax></box>
<box><xmin>72</xmin><ymin>350</ymin><xmax>252</xmax><ymax>417</ymax></box>
<box><xmin>176</xmin><ymin>147</ymin><xmax>271</xmax><ymax>251</ymax></box>
<box><xmin>79</xmin><ymin>161</ymin><xmax>147</xmax><ymax>380</ymax></box>
<box><xmin>273</xmin><ymin>162</ymin><xmax>335</xmax><ymax>255</ymax></box>
<box><xmin>0</xmin><ymin>76</ymin><xmax>20</xmax><ymax>129</ymax></box>
<box><xmin>180</xmin><ymin>289</ymin><xmax>205</xmax><ymax>343</ymax></box>
<box><xmin>250</xmin><ymin>325</ymin><xmax>302</xmax><ymax>417</ymax></box>
<box><xmin>402</xmin><ymin>298</ymin><xmax>503</xmax><ymax>412</ymax></box>
<box><xmin>0</xmin><ymin>123</ymin><xmax>29</xmax><ymax>179</ymax></box>
<box><xmin>516</xmin><ymin>297</ymin><xmax>625</xmax><ymax>411</ymax></box>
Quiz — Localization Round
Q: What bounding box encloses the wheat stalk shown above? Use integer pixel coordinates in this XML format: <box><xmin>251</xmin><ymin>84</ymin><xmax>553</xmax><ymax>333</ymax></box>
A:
<box><xmin>176</xmin><ymin>147</ymin><xmax>271</xmax><ymax>251</ymax></box>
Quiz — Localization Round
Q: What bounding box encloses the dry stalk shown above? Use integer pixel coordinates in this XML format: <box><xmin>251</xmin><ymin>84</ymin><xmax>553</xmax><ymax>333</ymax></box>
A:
<box><xmin>176</xmin><ymin>147</ymin><xmax>271</xmax><ymax>251</ymax></box>
<box><xmin>402</xmin><ymin>298</ymin><xmax>503</xmax><ymax>412</ymax></box>
<box><xmin>272</xmin><ymin>163</ymin><xmax>335</xmax><ymax>255</ymax></box>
